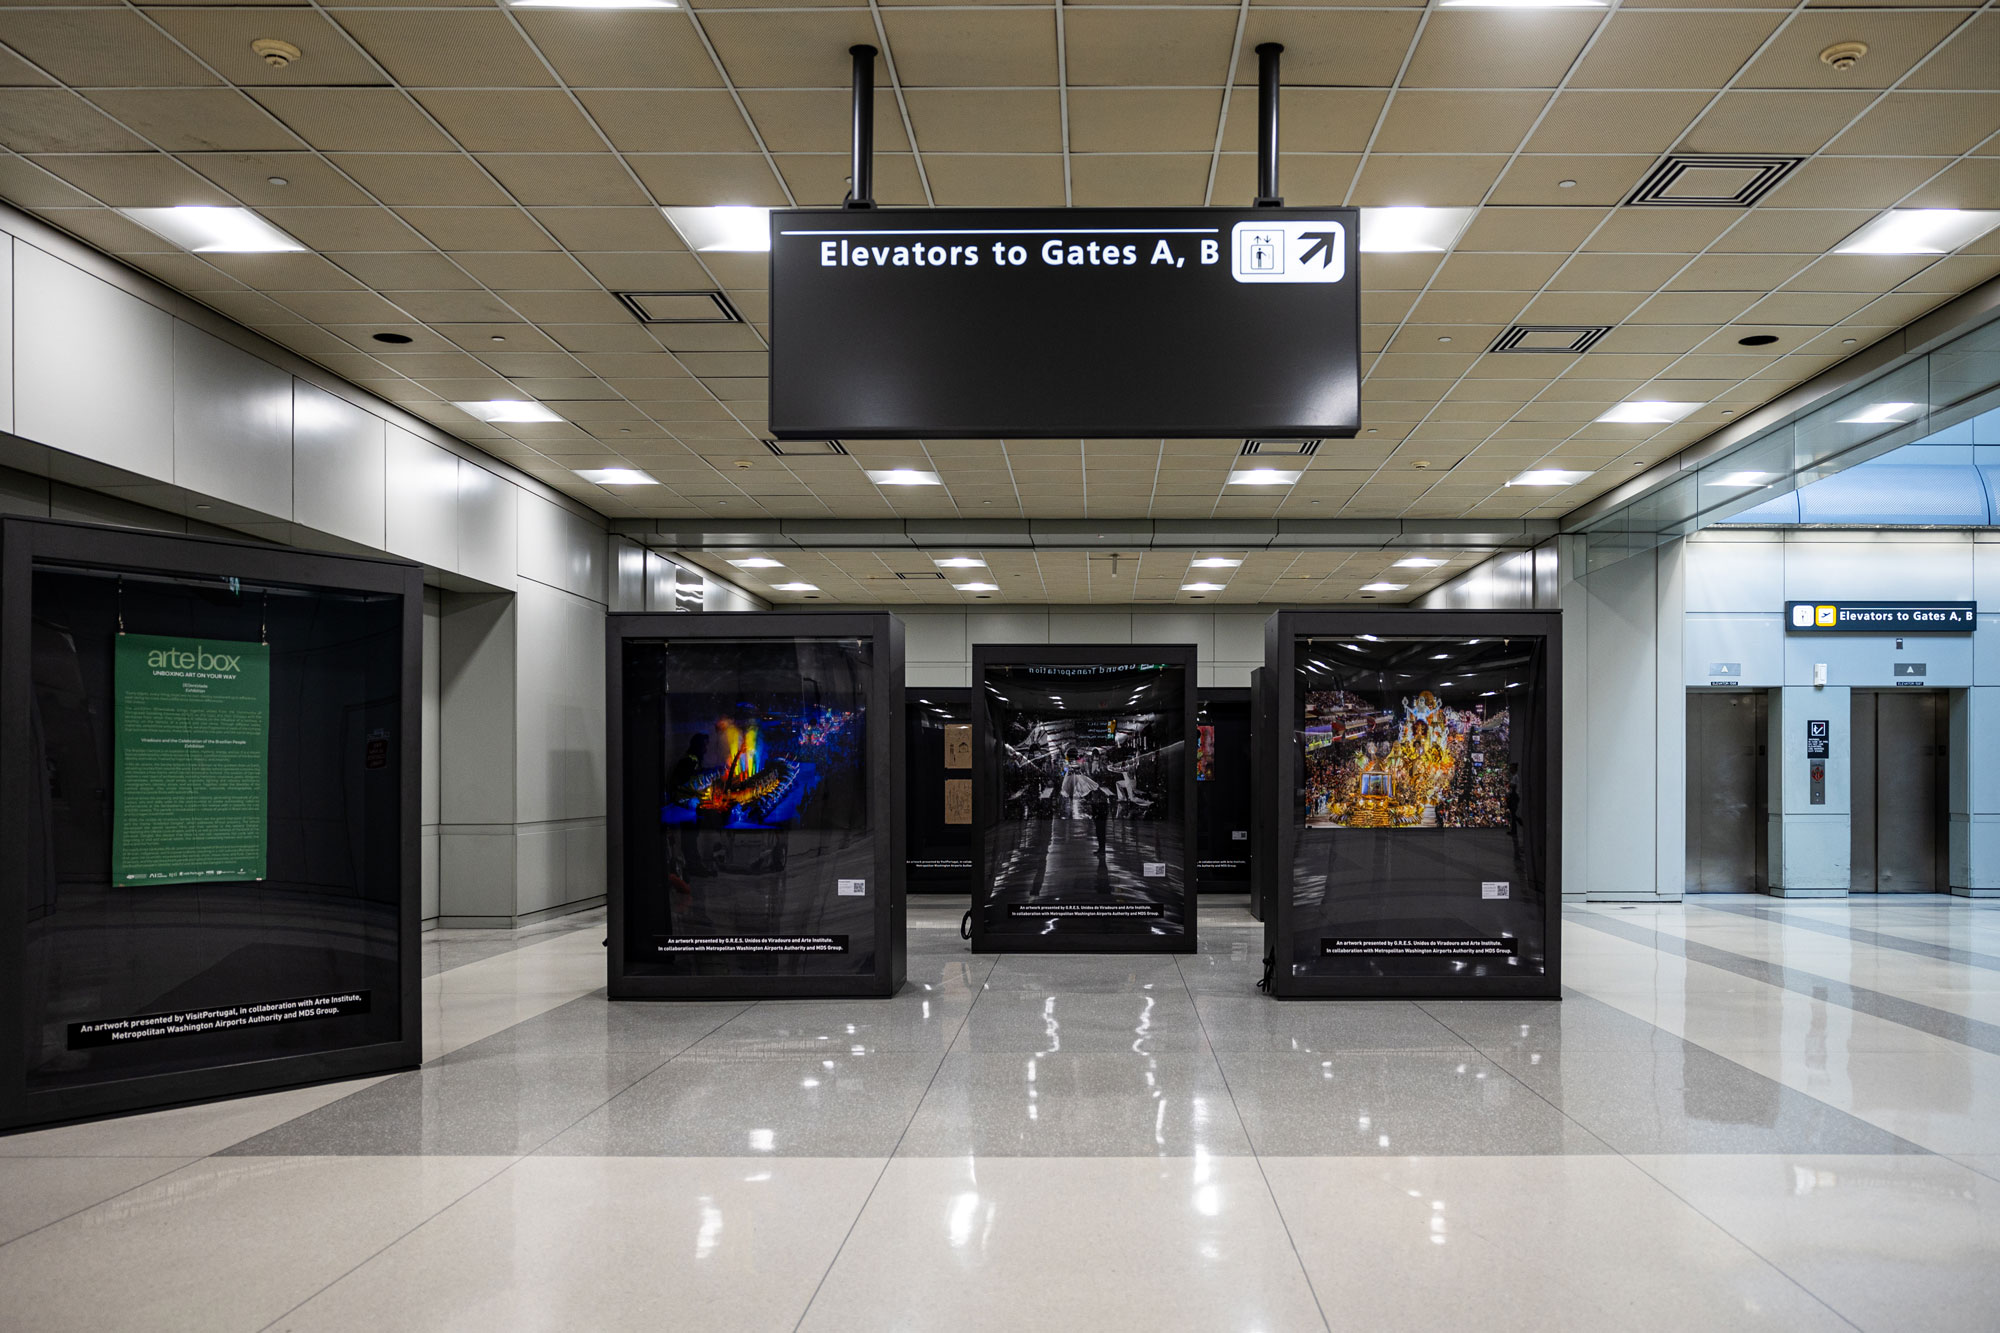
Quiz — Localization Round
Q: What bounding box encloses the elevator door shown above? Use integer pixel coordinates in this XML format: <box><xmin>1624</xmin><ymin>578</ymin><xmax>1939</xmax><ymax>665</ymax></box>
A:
<box><xmin>1850</xmin><ymin>690</ymin><xmax>1948</xmax><ymax>893</ymax></box>
<box><xmin>1685</xmin><ymin>691</ymin><xmax>1767</xmax><ymax>892</ymax></box>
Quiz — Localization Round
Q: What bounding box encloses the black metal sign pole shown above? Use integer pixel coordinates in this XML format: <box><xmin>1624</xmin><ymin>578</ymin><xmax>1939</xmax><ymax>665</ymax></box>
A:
<box><xmin>848</xmin><ymin>44</ymin><xmax>878</xmax><ymax>210</ymax></box>
<box><xmin>1254</xmin><ymin>42</ymin><xmax>1283</xmax><ymax>207</ymax></box>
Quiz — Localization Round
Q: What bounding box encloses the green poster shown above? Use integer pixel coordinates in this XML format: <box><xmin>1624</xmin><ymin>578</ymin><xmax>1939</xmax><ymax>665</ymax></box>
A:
<box><xmin>112</xmin><ymin>633</ymin><xmax>270</xmax><ymax>886</ymax></box>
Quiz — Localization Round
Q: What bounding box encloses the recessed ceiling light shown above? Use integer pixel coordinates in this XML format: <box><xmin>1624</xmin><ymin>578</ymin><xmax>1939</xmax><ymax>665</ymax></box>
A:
<box><xmin>575</xmin><ymin>467</ymin><xmax>657</xmax><ymax>485</ymax></box>
<box><xmin>1358</xmin><ymin>207</ymin><xmax>1477</xmax><ymax>254</ymax></box>
<box><xmin>457</xmin><ymin>400</ymin><xmax>563</xmax><ymax>423</ymax></box>
<box><xmin>1226</xmin><ymin>468</ymin><xmax>1302</xmax><ymax>485</ymax></box>
<box><xmin>934</xmin><ymin>556</ymin><xmax>986</xmax><ymax>568</ymax></box>
<box><xmin>511</xmin><ymin>0</ymin><xmax>674</xmax><ymax>7</ymax></box>
<box><xmin>771</xmin><ymin>582</ymin><xmax>819</xmax><ymax>592</ymax></box>
<box><xmin>728</xmin><ymin>557</ymin><xmax>785</xmax><ymax>569</ymax></box>
<box><xmin>1394</xmin><ymin>556</ymin><xmax>1446</xmax><ymax>568</ymax></box>
<box><xmin>663</xmin><ymin>205</ymin><xmax>771</xmax><ymax>253</ymax></box>
<box><xmin>119</xmin><ymin>206</ymin><xmax>304</xmax><ymax>253</ymax></box>
<box><xmin>1360</xmin><ymin>582</ymin><xmax>1406</xmax><ymax>592</ymax></box>
<box><xmin>1442</xmin><ymin>0</ymin><xmax>1603</xmax><ymax>6</ymax></box>
<box><xmin>1839</xmin><ymin>401</ymin><xmax>1921</xmax><ymax>425</ymax></box>
<box><xmin>371</xmin><ymin>332</ymin><xmax>412</xmax><ymax>345</ymax></box>
<box><xmin>866</xmin><ymin>468</ymin><xmax>941</xmax><ymax>486</ymax></box>
<box><xmin>1595</xmin><ymin>400</ymin><xmax>1700</xmax><ymax>424</ymax></box>
<box><xmin>954</xmin><ymin>582</ymin><xmax>999</xmax><ymax>592</ymax></box>
<box><xmin>1181</xmin><ymin>582</ymin><xmax>1227</xmax><ymax>592</ymax></box>
<box><xmin>1737</xmin><ymin>334</ymin><xmax>1780</xmax><ymax>347</ymax></box>
<box><xmin>1834</xmin><ymin>209</ymin><xmax>2000</xmax><ymax>256</ymax></box>
<box><xmin>1190</xmin><ymin>557</ymin><xmax>1242</xmax><ymax>568</ymax></box>
<box><xmin>1510</xmin><ymin>469</ymin><xmax>1592</xmax><ymax>487</ymax></box>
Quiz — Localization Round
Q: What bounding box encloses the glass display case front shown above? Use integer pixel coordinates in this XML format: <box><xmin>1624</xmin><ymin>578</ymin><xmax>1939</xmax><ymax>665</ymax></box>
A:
<box><xmin>1195</xmin><ymin>689</ymin><xmax>1251</xmax><ymax>891</ymax></box>
<box><xmin>2</xmin><ymin>519</ymin><xmax>421</xmax><ymax>1132</ymax></box>
<box><xmin>1269</xmin><ymin>613</ymin><xmax>1559</xmax><ymax>998</ymax></box>
<box><xmin>611</xmin><ymin>614</ymin><xmax>904</xmax><ymax>997</ymax></box>
<box><xmin>971</xmin><ymin>647</ymin><xmax>1196</xmax><ymax>953</ymax></box>
<box><xmin>905</xmin><ymin>689</ymin><xmax>972</xmax><ymax>893</ymax></box>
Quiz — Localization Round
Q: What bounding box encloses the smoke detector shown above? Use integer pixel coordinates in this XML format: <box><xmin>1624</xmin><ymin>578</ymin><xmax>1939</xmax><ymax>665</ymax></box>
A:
<box><xmin>251</xmin><ymin>38</ymin><xmax>302</xmax><ymax>68</ymax></box>
<box><xmin>1819</xmin><ymin>42</ymin><xmax>1867</xmax><ymax>71</ymax></box>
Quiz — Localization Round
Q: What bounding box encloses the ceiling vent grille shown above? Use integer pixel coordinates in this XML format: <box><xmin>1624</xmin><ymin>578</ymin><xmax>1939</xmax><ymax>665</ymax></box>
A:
<box><xmin>1489</xmin><ymin>324</ymin><xmax>1613</xmax><ymax>355</ymax></box>
<box><xmin>764</xmin><ymin>438</ymin><xmax>848</xmax><ymax>456</ymax></box>
<box><xmin>615</xmin><ymin>290</ymin><xmax>743</xmax><ymax>323</ymax></box>
<box><xmin>1242</xmin><ymin>439</ymin><xmax>1321</xmax><ymax>456</ymax></box>
<box><xmin>1626</xmin><ymin>154</ymin><xmax>1804</xmax><ymax>208</ymax></box>
<box><xmin>880</xmin><ymin>571</ymin><xmax>947</xmax><ymax>580</ymax></box>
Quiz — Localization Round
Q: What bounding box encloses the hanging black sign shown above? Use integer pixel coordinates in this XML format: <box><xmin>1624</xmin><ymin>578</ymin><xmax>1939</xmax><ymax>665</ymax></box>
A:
<box><xmin>1785</xmin><ymin>601</ymin><xmax>1977</xmax><ymax>633</ymax></box>
<box><xmin>769</xmin><ymin>207</ymin><xmax>1361</xmax><ymax>440</ymax></box>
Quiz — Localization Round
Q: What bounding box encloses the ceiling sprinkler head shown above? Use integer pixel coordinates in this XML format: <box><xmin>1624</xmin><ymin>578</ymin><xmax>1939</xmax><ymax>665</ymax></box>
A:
<box><xmin>251</xmin><ymin>38</ymin><xmax>302</xmax><ymax>68</ymax></box>
<box><xmin>1819</xmin><ymin>41</ymin><xmax>1867</xmax><ymax>71</ymax></box>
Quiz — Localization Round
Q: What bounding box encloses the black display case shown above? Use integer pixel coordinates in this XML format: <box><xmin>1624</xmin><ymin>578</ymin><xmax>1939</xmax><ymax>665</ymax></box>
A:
<box><xmin>1248</xmin><ymin>667</ymin><xmax>1271</xmax><ymax>923</ymax></box>
<box><xmin>1195</xmin><ymin>688</ymin><xmax>1252</xmax><ymax>893</ymax></box>
<box><xmin>607</xmin><ymin>612</ymin><xmax>906</xmax><ymax>997</ymax></box>
<box><xmin>905</xmin><ymin>687</ymin><xmax>972</xmax><ymax>894</ymax></box>
<box><xmin>1</xmin><ymin>518</ymin><xmax>423</xmax><ymax>1133</ymax></box>
<box><xmin>970</xmin><ymin>644</ymin><xmax>1197</xmax><ymax>954</ymax></box>
<box><xmin>1264</xmin><ymin>610</ymin><xmax>1560</xmax><ymax>999</ymax></box>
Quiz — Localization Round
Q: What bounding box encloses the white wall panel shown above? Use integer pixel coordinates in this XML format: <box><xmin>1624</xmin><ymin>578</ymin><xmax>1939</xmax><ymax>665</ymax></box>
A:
<box><xmin>1131</xmin><ymin>611</ymin><xmax>1213</xmax><ymax>658</ymax></box>
<box><xmin>1684</xmin><ymin>614</ymin><xmax>1784</xmax><ymax>686</ymax></box>
<box><xmin>14</xmin><ymin>242</ymin><xmax>173</xmax><ymax>478</ymax></box>
<box><xmin>967</xmin><ymin>610</ymin><xmax>1049</xmax><ymax>648</ymax></box>
<box><xmin>1581</xmin><ymin>549</ymin><xmax>1660</xmax><ymax>897</ymax></box>
<box><xmin>438</xmin><ymin>591</ymin><xmax>516</xmax><ymax>826</ymax></box>
<box><xmin>1213</xmin><ymin>612</ymin><xmax>1267</xmax><ymax>665</ymax></box>
<box><xmin>901</xmin><ymin>612</ymin><xmax>968</xmax><ymax>664</ymax></box>
<box><xmin>172</xmin><ymin>324</ymin><xmax>292</xmax><ymax>518</ymax></box>
<box><xmin>1683</xmin><ymin>533</ymin><xmax>1784</xmax><ymax>614</ymax></box>
<box><xmin>292</xmin><ymin>381</ymin><xmax>385</xmax><ymax>549</ymax></box>
<box><xmin>0</xmin><ymin>239</ymin><xmax>12</xmax><ymax>432</ymax></box>
<box><xmin>1049</xmin><ymin>611</ymin><xmax>1128</xmax><ymax>643</ymax></box>
<box><xmin>1782</xmin><ymin>535</ymin><xmax>1974</xmax><ymax>601</ymax></box>
<box><xmin>455</xmin><ymin>461</ymin><xmax>518</xmax><ymax>591</ymax></box>
<box><xmin>384</xmin><ymin>424</ymin><xmax>458</xmax><ymax>571</ymax></box>
<box><xmin>610</xmin><ymin>536</ymin><xmax>645</xmax><ymax>612</ymax></box>
<box><xmin>515</xmin><ymin>491</ymin><xmax>568</xmax><ymax>593</ymax></box>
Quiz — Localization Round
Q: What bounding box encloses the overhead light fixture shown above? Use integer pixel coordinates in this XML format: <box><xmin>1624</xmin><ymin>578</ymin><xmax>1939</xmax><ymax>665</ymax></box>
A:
<box><xmin>1360</xmin><ymin>582</ymin><xmax>1406</xmax><ymax>592</ymax></box>
<box><xmin>771</xmin><ymin>582</ymin><xmax>819</xmax><ymax>592</ymax></box>
<box><xmin>934</xmin><ymin>556</ymin><xmax>987</xmax><ymax>568</ymax></box>
<box><xmin>120</xmin><ymin>206</ymin><xmax>304</xmax><ymax>253</ymax></box>
<box><xmin>511</xmin><ymin>0</ymin><xmax>674</xmax><ymax>7</ymax></box>
<box><xmin>1834</xmin><ymin>209</ymin><xmax>2000</xmax><ymax>256</ymax></box>
<box><xmin>1358</xmin><ymin>206</ymin><xmax>1476</xmax><ymax>255</ymax></box>
<box><xmin>728</xmin><ymin>557</ymin><xmax>785</xmax><ymax>569</ymax></box>
<box><xmin>1181</xmin><ymin>582</ymin><xmax>1227</xmax><ymax>592</ymax></box>
<box><xmin>1596</xmin><ymin>401</ymin><xmax>1700</xmax><ymax>424</ymax></box>
<box><xmin>662</xmin><ymin>205</ymin><xmax>772</xmax><ymax>253</ymax></box>
<box><xmin>1713</xmin><ymin>471</ymin><xmax>1770</xmax><ymax>486</ymax></box>
<box><xmin>953</xmin><ymin>582</ymin><xmax>999</xmax><ymax>592</ymax></box>
<box><xmin>458</xmin><ymin>400</ymin><xmax>563</xmax><ymax>423</ymax></box>
<box><xmin>1441</xmin><ymin>0</ymin><xmax>1604</xmax><ymax>6</ymax></box>
<box><xmin>1226</xmin><ymin>468</ymin><xmax>1301</xmax><ymax>485</ymax></box>
<box><xmin>1838</xmin><ymin>401</ymin><xmax>1920</xmax><ymax>425</ymax></box>
<box><xmin>1394</xmin><ymin>556</ymin><xmax>1446</xmax><ymax>569</ymax></box>
<box><xmin>1510</xmin><ymin>469</ymin><xmax>1592</xmax><ymax>487</ymax></box>
<box><xmin>574</xmin><ymin>467</ymin><xmax>657</xmax><ymax>485</ymax></box>
<box><xmin>866</xmin><ymin>468</ymin><xmax>941</xmax><ymax>486</ymax></box>
<box><xmin>1190</xmin><ymin>557</ymin><xmax>1242</xmax><ymax>568</ymax></box>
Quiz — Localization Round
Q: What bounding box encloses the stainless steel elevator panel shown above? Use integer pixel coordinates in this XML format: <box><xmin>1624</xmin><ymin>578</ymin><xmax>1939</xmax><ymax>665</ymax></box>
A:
<box><xmin>1685</xmin><ymin>691</ymin><xmax>1767</xmax><ymax>893</ymax></box>
<box><xmin>1850</xmin><ymin>690</ymin><xmax>1948</xmax><ymax>894</ymax></box>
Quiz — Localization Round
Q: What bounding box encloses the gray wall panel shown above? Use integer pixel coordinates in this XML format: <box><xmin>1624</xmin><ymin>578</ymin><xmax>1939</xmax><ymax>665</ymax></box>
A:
<box><xmin>0</xmin><ymin>239</ymin><xmax>12</xmax><ymax>433</ymax></box>
<box><xmin>293</xmin><ymin>380</ymin><xmax>385</xmax><ymax>549</ymax></box>
<box><xmin>384</xmin><ymin>424</ymin><xmax>459</xmax><ymax>572</ymax></box>
<box><xmin>456</xmin><ymin>460</ymin><xmax>518</xmax><ymax>590</ymax></box>
<box><xmin>172</xmin><ymin>323</ymin><xmax>293</xmax><ymax>518</ymax></box>
<box><xmin>14</xmin><ymin>241</ymin><xmax>173</xmax><ymax>478</ymax></box>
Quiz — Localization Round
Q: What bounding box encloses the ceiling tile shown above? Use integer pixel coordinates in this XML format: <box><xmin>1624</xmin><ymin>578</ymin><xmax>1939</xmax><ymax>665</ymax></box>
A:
<box><xmin>1373</xmin><ymin>92</ymin><xmax>1549</xmax><ymax>155</ymax></box>
<box><xmin>1068</xmin><ymin>154</ymin><xmax>1210</xmax><ymax>206</ymax></box>
<box><xmin>1235</xmin><ymin>12</ymin><xmax>1422</xmax><ymax>88</ymax></box>
<box><xmin>513</xmin><ymin>10</ymin><xmax>721</xmax><ymax>89</ymax></box>
<box><xmin>1064</xmin><ymin>10</ymin><xmax>1237</xmax><ymax>86</ymax></box>
<box><xmin>1488</xmin><ymin>155</ymin><xmax>1654</xmax><ymax>207</ymax></box>
<box><xmin>0</xmin><ymin>10</ymin><xmax>218</xmax><ymax>87</ymax></box>
<box><xmin>923</xmin><ymin>154</ymin><xmax>1065</xmax><ymax>206</ymax></box>
<box><xmin>28</xmin><ymin>150</ymin><xmax>232</xmax><ymax>205</ymax></box>
<box><xmin>333</xmin><ymin>153</ymin><xmax>512</xmax><ymax>207</ymax></box>
<box><xmin>1067</xmin><ymin>89</ymin><xmax>1223</xmax><ymax>153</ymax></box>
<box><xmin>86</xmin><ymin>89</ymin><xmax>304</xmax><ymax>153</ymax></box>
<box><xmin>1570</xmin><ymin>12</ymin><xmax>1783</xmax><ymax>90</ymax></box>
<box><xmin>528</xmin><ymin>206</ymin><xmax>684</xmax><ymax>252</ymax></box>
<box><xmin>477</xmin><ymin>154</ymin><xmax>651</xmax><ymax>207</ymax></box>
<box><xmin>147</xmin><ymin>8</ymin><xmax>387</xmax><ymax>88</ymax></box>
<box><xmin>1738</xmin><ymin>11</ymin><xmax>1965</xmax><ymax>91</ymax></box>
<box><xmin>739</xmin><ymin>89</ymin><xmax>909</xmax><ymax>153</ymax></box>
<box><xmin>411</xmin><ymin>90</ymin><xmax>604</xmax><ymax>153</ymax></box>
<box><xmin>0</xmin><ymin>89</ymin><xmax>149</xmax><ymax>154</ymax></box>
<box><xmin>576</xmin><ymin>90</ymin><xmax>756</xmax><ymax>154</ymax></box>
<box><xmin>625</xmin><ymin>153</ymin><xmax>787</xmax><ymax>206</ymax></box>
<box><xmin>1525</xmin><ymin>91</ymin><xmax>1711</xmax><ymax>155</ymax></box>
<box><xmin>1350</xmin><ymin>154</ymin><xmax>1505</xmax><ymax>206</ymax></box>
<box><xmin>395</xmin><ymin>206</ymin><xmax>558</xmax><ymax>251</ymax></box>
<box><xmin>248</xmin><ymin>88</ymin><xmax>456</xmax><ymax>152</ymax></box>
<box><xmin>1680</xmin><ymin>91</ymin><xmax>1879</xmax><ymax>155</ymax></box>
<box><xmin>333</xmin><ymin>12</ymin><xmax>555</xmax><ymax>88</ymax></box>
<box><xmin>903</xmin><ymin>89</ymin><xmax>1061</xmax><ymax>154</ymax></box>
<box><xmin>878</xmin><ymin>10</ymin><xmax>1058</xmax><ymax>88</ymax></box>
<box><xmin>1401</xmin><ymin>11</ymin><xmax>1601</xmax><ymax>90</ymax></box>
<box><xmin>703</xmin><ymin>11</ymin><xmax>891</xmax><ymax>88</ymax></box>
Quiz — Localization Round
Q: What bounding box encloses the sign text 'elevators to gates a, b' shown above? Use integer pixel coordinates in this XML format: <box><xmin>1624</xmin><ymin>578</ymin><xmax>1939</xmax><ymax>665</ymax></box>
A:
<box><xmin>768</xmin><ymin>207</ymin><xmax>1362</xmax><ymax>440</ymax></box>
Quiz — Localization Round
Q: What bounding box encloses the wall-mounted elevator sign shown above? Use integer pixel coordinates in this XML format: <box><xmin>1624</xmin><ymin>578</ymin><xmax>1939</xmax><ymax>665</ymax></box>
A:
<box><xmin>769</xmin><ymin>207</ymin><xmax>1361</xmax><ymax>440</ymax></box>
<box><xmin>1785</xmin><ymin>601</ymin><xmax>1976</xmax><ymax>633</ymax></box>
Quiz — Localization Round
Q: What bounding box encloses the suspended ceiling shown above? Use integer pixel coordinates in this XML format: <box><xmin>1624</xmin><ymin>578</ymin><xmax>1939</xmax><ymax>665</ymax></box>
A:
<box><xmin>0</xmin><ymin>0</ymin><xmax>1997</xmax><ymax>605</ymax></box>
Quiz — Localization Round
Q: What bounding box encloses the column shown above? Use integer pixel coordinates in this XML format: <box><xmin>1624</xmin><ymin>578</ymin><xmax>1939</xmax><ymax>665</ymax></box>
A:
<box><xmin>1767</xmin><ymin>684</ymin><xmax>1851</xmax><ymax>896</ymax></box>
<box><xmin>1950</xmin><ymin>686</ymin><xmax>2000</xmax><ymax>897</ymax></box>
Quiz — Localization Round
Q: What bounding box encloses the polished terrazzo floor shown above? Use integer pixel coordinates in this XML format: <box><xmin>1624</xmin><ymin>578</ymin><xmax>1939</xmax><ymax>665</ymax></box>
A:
<box><xmin>2</xmin><ymin>894</ymin><xmax>1998</xmax><ymax>1331</ymax></box>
